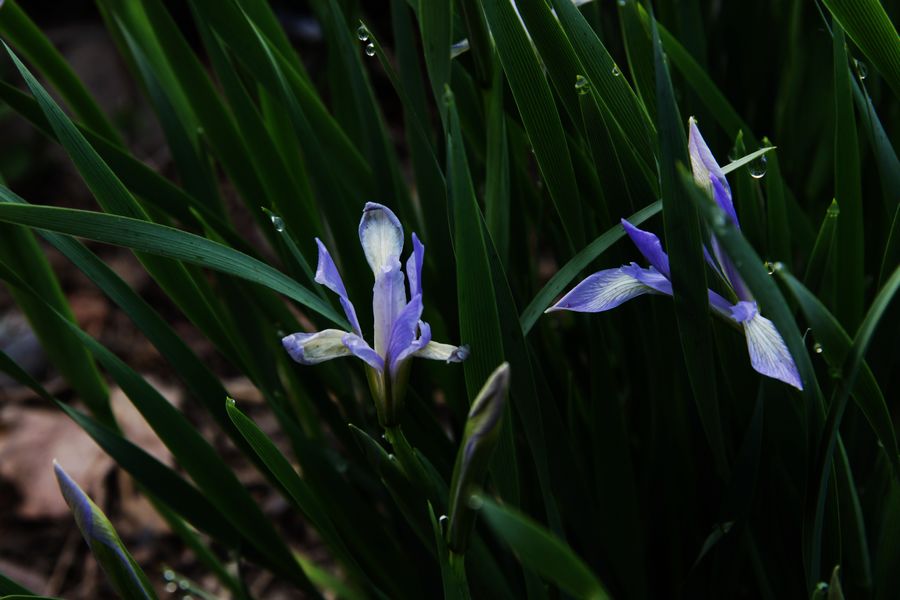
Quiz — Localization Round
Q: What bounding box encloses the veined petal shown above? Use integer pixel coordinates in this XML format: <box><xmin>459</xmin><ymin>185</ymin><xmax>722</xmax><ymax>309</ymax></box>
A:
<box><xmin>414</xmin><ymin>340</ymin><xmax>470</xmax><ymax>363</ymax></box>
<box><xmin>546</xmin><ymin>266</ymin><xmax>666</xmax><ymax>313</ymax></box>
<box><xmin>729</xmin><ymin>301</ymin><xmax>803</xmax><ymax>390</ymax></box>
<box><xmin>314</xmin><ymin>239</ymin><xmax>362</xmax><ymax>335</ymax></box>
<box><xmin>621</xmin><ymin>220</ymin><xmax>670</xmax><ymax>278</ymax></box>
<box><xmin>373</xmin><ymin>264</ymin><xmax>406</xmax><ymax>357</ymax></box>
<box><xmin>359</xmin><ymin>202</ymin><xmax>404</xmax><ymax>275</ymax></box>
<box><xmin>387</xmin><ymin>294</ymin><xmax>425</xmax><ymax>375</ymax></box>
<box><xmin>406</xmin><ymin>233</ymin><xmax>425</xmax><ymax>298</ymax></box>
<box><xmin>342</xmin><ymin>333</ymin><xmax>385</xmax><ymax>372</ymax></box>
<box><xmin>282</xmin><ymin>329</ymin><xmax>352</xmax><ymax>365</ymax></box>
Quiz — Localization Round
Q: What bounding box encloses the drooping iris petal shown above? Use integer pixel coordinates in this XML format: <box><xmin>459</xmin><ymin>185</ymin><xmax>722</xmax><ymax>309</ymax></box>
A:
<box><xmin>621</xmin><ymin>219</ymin><xmax>670</xmax><ymax>278</ymax></box>
<box><xmin>372</xmin><ymin>264</ymin><xmax>406</xmax><ymax>357</ymax></box>
<box><xmin>359</xmin><ymin>202</ymin><xmax>404</xmax><ymax>275</ymax></box>
<box><xmin>728</xmin><ymin>301</ymin><xmax>803</xmax><ymax>390</ymax></box>
<box><xmin>387</xmin><ymin>294</ymin><xmax>425</xmax><ymax>375</ymax></box>
<box><xmin>314</xmin><ymin>239</ymin><xmax>362</xmax><ymax>335</ymax></box>
<box><xmin>414</xmin><ymin>340</ymin><xmax>470</xmax><ymax>363</ymax></box>
<box><xmin>342</xmin><ymin>333</ymin><xmax>385</xmax><ymax>371</ymax></box>
<box><xmin>406</xmin><ymin>233</ymin><xmax>425</xmax><ymax>298</ymax></box>
<box><xmin>688</xmin><ymin>117</ymin><xmax>728</xmax><ymax>190</ymax></box>
<box><xmin>282</xmin><ymin>329</ymin><xmax>352</xmax><ymax>365</ymax></box>
<box><xmin>545</xmin><ymin>267</ymin><xmax>662</xmax><ymax>313</ymax></box>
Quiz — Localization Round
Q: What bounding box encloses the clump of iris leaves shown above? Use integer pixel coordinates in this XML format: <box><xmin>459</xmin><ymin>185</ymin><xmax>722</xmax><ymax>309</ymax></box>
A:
<box><xmin>0</xmin><ymin>0</ymin><xmax>898</xmax><ymax>598</ymax></box>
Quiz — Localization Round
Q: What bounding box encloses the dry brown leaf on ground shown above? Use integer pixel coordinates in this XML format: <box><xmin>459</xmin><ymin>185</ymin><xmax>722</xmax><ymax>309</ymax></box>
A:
<box><xmin>0</xmin><ymin>376</ymin><xmax>180</xmax><ymax>521</ymax></box>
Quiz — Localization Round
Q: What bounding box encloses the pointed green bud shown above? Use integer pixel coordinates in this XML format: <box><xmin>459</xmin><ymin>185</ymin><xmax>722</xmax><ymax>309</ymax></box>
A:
<box><xmin>446</xmin><ymin>362</ymin><xmax>511</xmax><ymax>552</ymax></box>
<box><xmin>54</xmin><ymin>461</ymin><xmax>158</xmax><ymax>600</ymax></box>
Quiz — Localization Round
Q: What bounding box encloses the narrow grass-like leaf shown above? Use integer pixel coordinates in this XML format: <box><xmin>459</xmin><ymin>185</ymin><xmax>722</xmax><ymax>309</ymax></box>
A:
<box><xmin>821</xmin><ymin>0</ymin><xmax>900</xmax><ymax>98</ymax></box>
<box><xmin>478</xmin><ymin>497</ymin><xmax>611</xmax><ymax>600</ymax></box>
<box><xmin>446</xmin><ymin>88</ymin><xmax>519</xmax><ymax>504</ymax></box>
<box><xmin>0</xmin><ymin>0</ymin><xmax>120</xmax><ymax>142</ymax></box>
<box><xmin>547</xmin><ymin>0</ymin><xmax>656</xmax><ymax>168</ymax></box>
<box><xmin>479</xmin><ymin>0</ymin><xmax>584</xmax><ymax>249</ymax></box>
<box><xmin>226</xmin><ymin>400</ymin><xmax>367</xmax><ymax>586</ymax></box>
<box><xmin>808</xmin><ymin>264</ymin><xmax>900</xmax><ymax>585</ymax></box>
<box><xmin>832</xmin><ymin>24</ymin><xmax>864</xmax><ymax>330</ymax></box>
<box><xmin>777</xmin><ymin>270</ymin><xmax>900</xmax><ymax>478</ymax></box>
<box><xmin>521</xmin><ymin>200</ymin><xmax>661</xmax><ymax>335</ymax></box>
<box><xmin>0</xmin><ymin>223</ymin><xmax>110</xmax><ymax>422</ymax></box>
<box><xmin>0</xmin><ymin>201</ymin><xmax>345</xmax><ymax>327</ymax></box>
<box><xmin>0</xmin><ymin>573</ymin><xmax>33</xmax><ymax>597</ymax></box>
<box><xmin>418</xmin><ymin>0</ymin><xmax>452</xmax><ymax>122</ymax></box>
<box><xmin>653</xmin><ymin>14</ymin><xmax>726</xmax><ymax>473</ymax></box>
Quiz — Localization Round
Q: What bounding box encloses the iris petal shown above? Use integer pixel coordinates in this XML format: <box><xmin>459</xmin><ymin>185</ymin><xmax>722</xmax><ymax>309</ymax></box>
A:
<box><xmin>282</xmin><ymin>329</ymin><xmax>352</xmax><ymax>365</ymax></box>
<box><xmin>359</xmin><ymin>202</ymin><xmax>404</xmax><ymax>276</ymax></box>
<box><xmin>343</xmin><ymin>333</ymin><xmax>385</xmax><ymax>371</ymax></box>
<box><xmin>372</xmin><ymin>264</ymin><xmax>406</xmax><ymax>357</ymax></box>
<box><xmin>729</xmin><ymin>301</ymin><xmax>803</xmax><ymax>390</ymax></box>
<box><xmin>387</xmin><ymin>294</ymin><xmax>425</xmax><ymax>375</ymax></box>
<box><xmin>546</xmin><ymin>266</ymin><xmax>663</xmax><ymax>313</ymax></box>
<box><xmin>314</xmin><ymin>239</ymin><xmax>362</xmax><ymax>335</ymax></box>
<box><xmin>621</xmin><ymin>220</ymin><xmax>670</xmax><ymax>278</ymax></box>
<box><xmin>406</xmin><ymin>233</ymin><xmax>425</xmax><ymax>298</ymax></box>
<box><xmin>414</xmin><ymin>340</ymin><xmax>470</xmax><ymax>363</ymax></box>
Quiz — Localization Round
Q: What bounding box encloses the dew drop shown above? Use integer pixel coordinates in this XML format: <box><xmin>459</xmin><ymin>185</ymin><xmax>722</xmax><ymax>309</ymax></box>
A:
<box><xmin>439</xmin><ymin>514</ymin><xmax>448</xmax><ymax>530</ymax></box>
<box><xmin>574</xmin><ymin>75</ymin><xmax>590</xmax><ymax>95</ymax></box>
<box><xmin>179</xmin><ymin>580</ymin><xmax>190</xmax><ymax>590</ymax></box>
<box><xmin>467</xmin><ymin>495</ymin><xmax>484</xmax><ymax>510</ymax></box>
<box><xmin>163</xmin><ymin>570</ymin><xmax>176</xmax><ymax>582</ymax></box>
<box><xmin>617</xmin><ymin>0</ymin><xmax>626</xmax><ymax>5</ymax></box>
<box><xmin>815</xmin><ymin>582</ymin><xmax>829</xmax><ymax>592</ymax></box>
<box><xmin>611</xmin><ymin>64</ymin><xmax>622</xmax><ymax>77</ymax></box>
<box><xmin>165</xmin><ymin>582</ymin><xmax>178</xmax><ymax>593</ymax></box>
<box><xmin>356</xmin><ymin>25</ymin><xmax>369</xmax><ymax>42</ymax></box>
<box><xmin>749</xmin><ymin>153</ymin><xmax>768</xmax><ymax>179</ymax></box>
<box><xmin>772</xmin><ymin>261</ymin><xmax>784</xmax><ymax>272</ymax></box>
<box><xmin>854</xmin><ymin>59</ymin><xmax>868</xmax><ymax>80</ymax></box>
<box><xmin>227</xmin><ymin>398</ymin><xmax>236</xmax><ymax>407</ymax></box>
<box><xmin>269</xmin><ymin>214</ymin><xmax>285</xmax><ymax>232</ymax></box>
<box><xmin>765</xmin><ymin>262</ymin><xmax>775</xmax><ymax>275</ymax></box>
<box><xmin>365</xmin><ymin>43</ymin><xmax>376</xmax><ymax>57</ymax></box>
<box><xmin>813</xmin><ymin>343</ymin><xmax>823</xmax><ymax>354</ymax></box>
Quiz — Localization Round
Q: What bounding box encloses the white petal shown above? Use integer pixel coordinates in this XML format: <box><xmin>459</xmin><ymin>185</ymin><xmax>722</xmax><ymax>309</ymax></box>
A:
<box><xmin>282</xmin><ymin>329</ymin><xmax>351</xmax><ymax>365</ymax></box>
<box><xmin>413</xmin><ymin>341</ymin><xmax>469</xmax><ymax>363</ymax></box>
<box><xmin>359</xmin><ymin>203</ymin><xmax>404</xmax><ymax>275</ymax></box>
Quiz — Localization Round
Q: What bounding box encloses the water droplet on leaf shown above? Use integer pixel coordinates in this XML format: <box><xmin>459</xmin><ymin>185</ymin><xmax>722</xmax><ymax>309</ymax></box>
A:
<box><xmin>749</xmin><ymin>153</ymin><xmax>767</xmax><ymax>179</ymax></box>
<box><xmin>813</xmin><ymin>343</ymin><xmax>823</xmax><ymax>354</ymax></box>
<box><xmin>854</xmin><ymin>59</ymin><xmax>867</xmax><ymax>80</ymax></box>
<box><xmin>439</xmin><ymin>514</ymin><xmax>448</xmax><ymax>530</ymax></box>
<box><xmin>611</xmin><ymin>64</ymin><xmax>622</xmax><ymax>77</ymax></box>
<box><xmin>165</xmin><ymin>582</ymin><xmax>178</xmax><ymax>593</ymax></box>
<box><xmin>617</xmin><ymin>0</ymin><xmax>626</xmax><ymax>6</ymax></box>
<box><xmin>357</xmin><ymin>25</ymin><xmax>369</xmax><ymax>42</ymax></box>
<box><xmin>467</xmin><ymin>495</ymin><xmax>484</xmax><ymax>510</ymax></box>
<box><xmin>574</xmin><ymin>75</ymin><xmax>590</xmax><ymax>95</ymax></box>
<box><xmin>164</xmin><ymin>570</ymin><xmax>176</xmax><ymax>581</ymax></box>
<box><xmin>227</xmin><ymin>398</ymin><xmax>236</xmax><ymax>407</ymax></box>
<box><xmin>365</xmin><ymin>43</ymin><xmax>375</xmax><ymax>57</ymax></box>
<box><xmin>270</xmin><ymin>214</ymin><xmax>285</xmax><ymax>232</ymax></box>
<box><xmin>765</xmin><ymin>262</ymin><xmax>775</xmax><ymax>275</ymax></box>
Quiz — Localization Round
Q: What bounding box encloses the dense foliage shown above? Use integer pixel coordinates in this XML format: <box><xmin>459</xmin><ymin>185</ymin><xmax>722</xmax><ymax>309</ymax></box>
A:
<box><xmin>0</xmin><ymin>0</ymin><xmax>898</xmax><ymax>598</ymax></box>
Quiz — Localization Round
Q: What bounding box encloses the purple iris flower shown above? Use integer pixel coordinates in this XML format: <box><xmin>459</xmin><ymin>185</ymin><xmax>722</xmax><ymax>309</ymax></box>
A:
<box><xmin>546</xmin><ymin>118</ymin><xmax>802</xmax><ymax>390</ymax></box>
<box><xmin>282</xmin><ymin>203</ymin><xmax>468</xmax><ymax>424</ymax></box>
